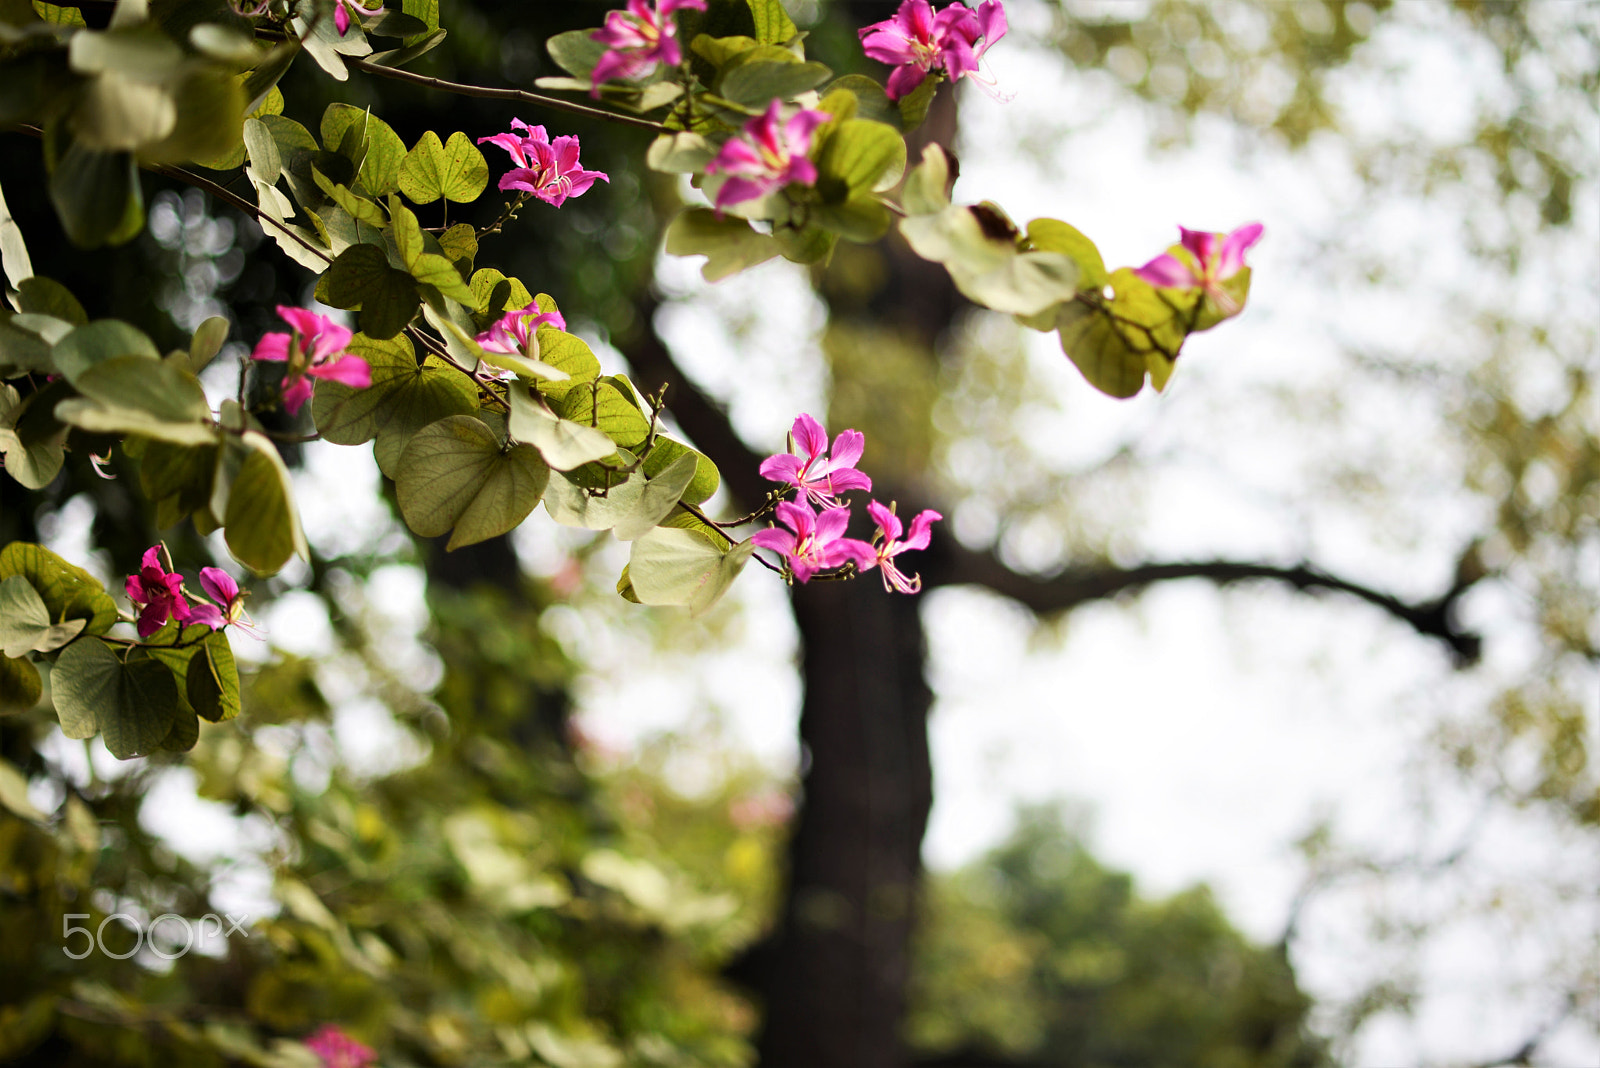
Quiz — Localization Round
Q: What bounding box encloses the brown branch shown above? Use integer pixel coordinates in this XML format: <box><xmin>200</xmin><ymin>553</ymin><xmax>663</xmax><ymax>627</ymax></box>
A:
<box><xmin>347</xmin><ymin>58</ymin><xmax>670</xmax><ymax>133</ymax></box>
<box><xmin>933</xmin><ymin>543</ymin><xmax>1484</xmax><ymax>664</ymax></box>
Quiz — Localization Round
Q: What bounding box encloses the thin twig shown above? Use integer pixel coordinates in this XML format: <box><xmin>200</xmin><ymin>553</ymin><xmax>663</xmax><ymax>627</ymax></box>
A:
<box><xmin>347</xmin><ymin>58</ymin><xmax>670</xmax><ymax>133</ymax></box>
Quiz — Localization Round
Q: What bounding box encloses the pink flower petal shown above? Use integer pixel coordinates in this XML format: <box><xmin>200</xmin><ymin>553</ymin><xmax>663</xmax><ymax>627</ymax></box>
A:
<box><xmin>282</xmin><ymin>376</ymin><xmax>315</xmax><ymax>415</ymax></box>
<box><xmin>199</xmin><ymin>566</ymin><xmax>238</xmax><ymax>606</ymax></box>
<box><xmin>1216</xmin><ymin>221</ymin><xmax>1265</xmax><ymax>278</ymax></box>
<box><xmin>252</xmin><ymin>332</ymin><xmax>291</xmax><ymax>363</ymax></box>
<box><xmin>1132</xmin><ymin>253</ymin><xmax>1200</xmax><ymax>290</ymax></box>
<box><xmin>308</xmin><ymin>355</ymin><xmax>371</xmax><ymax>388</ymax></box>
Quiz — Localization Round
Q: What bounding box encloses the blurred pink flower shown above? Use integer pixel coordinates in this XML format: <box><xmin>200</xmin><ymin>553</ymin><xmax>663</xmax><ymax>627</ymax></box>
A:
<box><xmin>125</xmin><ymin>546</ymin><xmax>189</xmax><ymax>639</ymax></box>
<box><xmin>1132</xmin><ymin>222</ymin><xmax>1264</xmax><ymax>317</ymax></box>
<box><xmin>759</xmin><ymin>413</ymin><xmax>872</xmax><ymax>508</ymax></box>
<box><xmin>479</xmin><ymin>120</ymin><xmax>609</xmax><ymax>207</ymax></box>
<box><xmin>750</xmin><ymin>498</ymin><xmax>874</xmax><ymax>584</ymax></box>
<box><xmin>706</xmin><ymin>100</ymin><xmax>829</xmax><ymax>211</ymax></box>
<box><xmin>333</xmin><ymin>0</ymin><xmax>383</xmax><ymax>35</ymax></box>
<box><xmin>590</xmin><ymin>0</ymin><xmax>706</xmax><ymax>95</ymax></box>
<box><xmin>305</xmin><ymin>1025</ymin><xmax>376</xmax><ymax>1068</ymax></box>
<box><xmin>251</xmin><ymin>306</ymin><xmax>370</xmax><ymax>415</ymax></box>
<box><xmin>859</xmin><ymin>0</ymin><xmax>1007</xmax><ymax>100</ymax></box>
<box><xmin>862</xmin><ymin>500</ymin><xmax>940</xmax><ymax>594</ymax></box>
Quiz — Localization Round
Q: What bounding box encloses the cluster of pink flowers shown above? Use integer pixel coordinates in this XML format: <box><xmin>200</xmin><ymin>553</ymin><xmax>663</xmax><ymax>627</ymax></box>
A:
<box><xmin>589</xmin><ymin>0</ymin><xmax>706</xmax><ymax>95</ymax></box>
<box><xmin>751</xmin><ymin>414</ymin><xmax>940</xmax><ymax>594</ymax></box>
<box><xmin>1132</xmin><ymin>222</ymin><xmax>1265</xmax><ymax>318</ymax></box>
<box><xmin>859</xmin><ymin>0</ymin><xmax>1008</xmax><ymax>101</ymax></box>
<box><xmin>251</xmin><ymin>306</ymin><xmax>371</xmax><ymax>416</ymax></box>
<box><xmin>479</xmin><ymin>120</ymin><xmax>609</xmax><ymax>208</ymax></box>
<box><xmin>304</xmin><ymin>1025</ymin><xmax>377</xmax><ymax>1068</ymax></box>
<box><xmin>125</xmin><ymin>546</ymin><xmax>255</xmax><ymax>639</ymax></box>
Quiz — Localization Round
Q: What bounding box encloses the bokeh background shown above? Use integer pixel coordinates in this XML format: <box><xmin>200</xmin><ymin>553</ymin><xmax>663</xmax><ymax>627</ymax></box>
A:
<box><xmin>1</xmin><ymin>1</ymin><xmax>1595</xmax><ymax>1066</ymax></box>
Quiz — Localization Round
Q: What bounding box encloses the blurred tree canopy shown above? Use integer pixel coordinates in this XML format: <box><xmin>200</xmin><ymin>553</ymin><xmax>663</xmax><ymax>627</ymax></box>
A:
<box><xmin>1</xmin><ymin>0</ymin><xmax>1596</xmax><ymax>1065</ymax></box>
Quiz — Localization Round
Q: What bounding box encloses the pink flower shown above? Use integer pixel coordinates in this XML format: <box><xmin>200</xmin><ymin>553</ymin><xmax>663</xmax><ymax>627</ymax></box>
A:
<box><xmin>475</xmin><ymin>301</ymin><xmax>567</xmax><ymax>358</ymax></box>
<box><xmin>125</xmin><ymin>545</ymin><xmax>190</xmax><ymax>639</ymax></box>
<box><xmin>859</xmin><ymin>0</ymin><xmax>1008</xmax><ymax>101</ymax></box>
<box><xmin>750</xmin><ymin>499</ymin><xmax>875</xmax><ymax>584</ymax></box>
<box><xmin>185</xmin><ymin>567</ymin><xmax>262</xmax><ymax>637</ymax></box>
<box><xmin>589</xmin><ymin>0</ymin><xmax>706</xmax><ymax>96</ymax></box>
<box><xmin>478</xmin><ymin>120</ymin><xmax>609</xmax><ymax>207</ymax></box>
<box><xmin>1132</xmin><ymin>222</ymin><xmax>1264</xmax><ymax>317</ymax></box>
<box><xmin>705</xmin><ymin>100</ymin><xmax>830</xmax><ymax>211</ymax></box>
<box><xmin>305</xmin><ymin>1026</ymin><xmax>376</xmax><ymax>1068</ymax></box>
<box><xmin>759</xmin><ymin>413</ymin><xmax>872</xmax><ymax>508</ymax></box>
<box><xmin>333</xmin><ymin>0</ymin><xmax>384</xmax><ymax>35</ymax></box>
<box><xmin>862</xmin><ymin>500</ymin><xmax>940</xmax><ymax>594</ymax></box>
<box><xmin>251</xmin><ymin>306</ymin><xmax>370</xmax><ymax>416</ymax></box>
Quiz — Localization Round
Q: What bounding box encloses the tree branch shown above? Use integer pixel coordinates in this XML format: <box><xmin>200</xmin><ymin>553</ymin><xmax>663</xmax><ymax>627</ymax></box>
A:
<box><xmin>347</xmin><ymin>58</ymin><xmax>669</xmax><ymax>133</ymax></box>
<box><xmin>933</xmin><ymin>543</ymin><xmax>1483</xmax><ymax>665</ymax></box>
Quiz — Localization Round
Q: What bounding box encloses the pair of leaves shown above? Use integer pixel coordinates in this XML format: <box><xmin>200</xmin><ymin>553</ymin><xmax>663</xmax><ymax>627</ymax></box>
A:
<box><xmin>542</xmin><ymin>451</ymin><xmax>699</xmax><ymax>541</ymax></box>
<box><xmin>0</xmin><ymin>574</ymin><xmax>86</xmax><ymax>657</ymax></box>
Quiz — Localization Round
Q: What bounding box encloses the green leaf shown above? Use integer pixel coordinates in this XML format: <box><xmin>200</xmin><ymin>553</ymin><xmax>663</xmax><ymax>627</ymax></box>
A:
<box><xmin>186</xmin><ymin>630</ymin><xmax>240</xmax><ymax>723</ymax></box>
<box><xmin>242</xmin><ymin>39</ymin><xmax>300</xmax><ymax>113</ymax></box>
<box><xmin>367</xmin><ymin>27</ymin><xmax>448</xmax><ymax>68</ymax></box>
<box><xmin>74</xmin><ymin>354</ymin><xmax>210</xmax><ymax>422</ymax></box>
<box><xmin>395</xmin><ymin>415</ymin><xmax>549</xmax><ymax>550</ymax></box>
<box><xmin>745</xmin><ymin>0</ymin><xmax>797</xmax><ymax>44</ymax></box>
<box><xmin>664</xmin><ymin>208</ymin><xmax>781</xmax><ymax>282</ymax></box>
<box><xmin>140</xmin><ymin>66</ymin><xmax>246</xmax><ymax>165</ymax></box>
<box><xmin>545</xmin><ymin>27</ymin><xmax>607</xmax><ymax>80</ymax></box>
<box><xmin>187</xmin><ymin>316</ymin><xmax>230</xmax><ymax>374</ymax></box>
<box><xmin>897</xmin><ymin>72</ymin><xmax>940</xmax><ymax>131</ymax></box>
<box><xmin>643</xmin><ymin>438</ymin><xmax>720</xmax><ymax>505</ymax></box>
<box><xmin>50</xmin><ymin>319</ymin><xmax>159</xmax><ymax>384</ymax></box>
<box><xmin>0</xmin><ymin>574</ymin><xmax>86</xmax><ymax>656</ymax></box>
<box><xmin>47</xmin><ymin>140</ymin><xmax>143</xmax><ymax>248</ymax></box>
<box><xmin>820</xmin><ymin>75</ymin><xmax>898</xmax><ymax>127</ymax></box>
<box><xmin>1049</xmin><ymin>269</ymin><xmax>1190</xmax><ymax>399</ymax></box>
<box><xmin>1026</xmin><ymin>218</ymin><xmax>1108</xmax><ymax>291</ymax></box>
<box><xmin>242</xmin><ymin>115</ymin><xmax>282</xmax><ymax>184</ymax></box>
<box><xmin>0</xmin><ymin>176</ymin><xmax>33</xmax><ymax>290</ymax></box>
<box><xmin>409</xmin><ymin>252</ymin><xmax>474</xmax><ymax>304</ymax></box>
<box><xmin>646</xmin><ymin>133</ymin><xmax>719</xmax><ymax>175</ymax></box>
<box><xmin>507</xmin><ymin>386</ymin><xmax>618</xmax><ymax>471</ymax></box>
<box><xmin>321</xmin><ymin>104</ymin><xmax>406</xmax><ymax>197</ymax></box>
<box><xmin>54</xmin><ymin>398</ymin><xmax>220</xmax><ymax>446</ymax></box>
<box><xmin>16</xmin><ymin>276</ymin><xmax>86</xmax><ymax>325</ymax></box>
<box><xmin>612</xmin><ymin>452</ymin><xmax>699</xmax><ymax>541</ymax></box>
<box><xmin>719</xmin><ymin>59</ymin><xmax>832</xmax><ymax>109</ymax></box>
<box><xmin>815</xmin><ymin>118</ymin><xmax>905</xmax><ymax>197</ymax></box>
<box><xmin>901</xmin><ymin>142</ymin><xmax>952</xmax><ymax>215</ymax></box>
<box><xmin>552</xmin><ymin>380</ymin><xmax>652</xmax><ymax>450</ymax></box>
<box><xmin>222</xmin><ymin>431</ymin><xmax>307</xmax><ymax>574</ymax></box>
<box><xmin>398</xmin><ymin>130</ymin><xmax>489</xmax><ymax>205</ymax></box>
<box><xmin>438</xmin><ymin>222</ymin><xmax>477</xmax><ymax>271</ymax></box>
<box><xmin>52</xmin><ymin>639</ymin><xmax>179</xmax><ymax>760</ymax></box>
<box><xmin>469</xmin><ymin>268</ymin><xmax>535</xmax><ymax>325</ymax></box>
<box><xmin>628</xmin><ymin>528</ymin><xmax>752</xmax><ymax>615</ymax></box>
<box><xmin>314</xmin><ymin>169</ymin><xmax>388</xmax><ymax>229</ymax></box>
<box><xmin>0</xmin><ymin>654</ymin><xmax>41</xmax><ymax>717</ymax></box>
<box><xmin>312</xmin><ymin>331</ymin><xmax>478</xmax><ymax>460</ymax></box>
<box><xmin>900</xmin><ymin>203</ymin><xmax>1080</xmax><ymax>316</ymax></box>
<box><xmin>0</xmin><ymin>381</ymin><xmax>68</xmax><ymax>489</ymax></box>
<box><xmin>69</xmin><ymin>72</ymin><xmax>176</xmax><ymax>151</ymax></box>
<box><xmin>325</xmin><ymin>243</ymin><xmax>419</xmax><ymax>339</ymax></box>
<box><xmin>138</xmin><ymin>438</ymin><xmax>218</xmax><ymax>526</ymax></box>
<box><xmin>530</xmin><ymin>325</ymin><xmax>601</xmax><ymax>397</ymax></box>
<box><xmin>160</xmin><ymin>706</ymin><xmax>199</xmax><ymax>752</ymax></box>
<box><xmin>0</xmin><ymin>542</ymin><xmax>116</xmax><ymax>636</ymax></box>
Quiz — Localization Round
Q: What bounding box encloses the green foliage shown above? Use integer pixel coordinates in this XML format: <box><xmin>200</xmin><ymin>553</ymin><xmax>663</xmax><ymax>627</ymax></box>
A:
<box><xmin>908</xmin><ymin>807</ymin><xmax>1330</xmax><ymax>1068</ymax></box>
<box><xmin>397</xmin><ymin>129</ymin><xmax>489</xmax><ymax>205</ymax></box>
<box><xmin>0</xmin><ymin>541</ymin><xmax>116</xmax><ymax>636</ymax></box>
